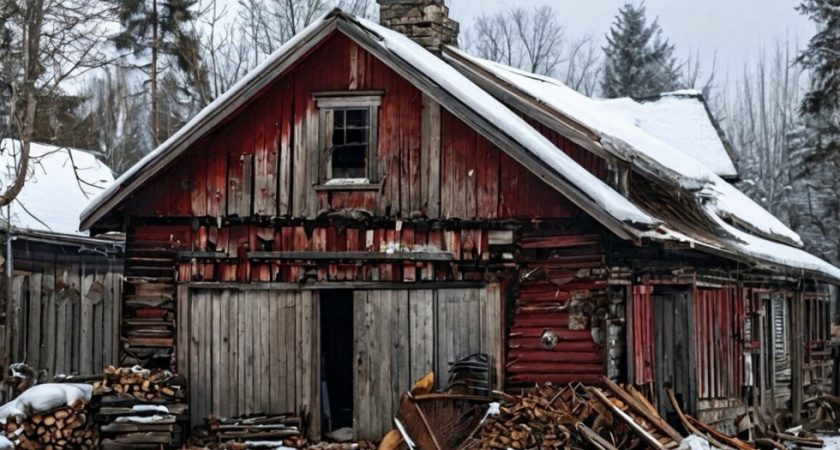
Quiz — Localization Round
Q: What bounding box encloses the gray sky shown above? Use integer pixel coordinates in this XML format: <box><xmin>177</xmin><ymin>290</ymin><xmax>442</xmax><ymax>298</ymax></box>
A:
<box><xmin>448</xmin><ymin>0</ymin><xmax>812</xmax><ymax>80</ymax></box>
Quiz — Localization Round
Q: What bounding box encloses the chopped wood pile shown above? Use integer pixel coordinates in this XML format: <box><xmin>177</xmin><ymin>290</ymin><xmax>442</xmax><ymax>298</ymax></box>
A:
<box><xmin>92</xmin><ymin>365</ymin><xmax>188</xmax><ymax>449</ymax></box>
<box><xmin>380</xmin><ymin>373</ymin><xmax>826</xmax><ymax>450</ymax></box>
<box><xmin>3</xmin><ymin>400</ymin><xmax>98</xmax><ymax>450</ymax></box>
<box><xmin>196</xmin><ymin>413</ymin><xmax>306</xmax><ymax>448</ymax></box>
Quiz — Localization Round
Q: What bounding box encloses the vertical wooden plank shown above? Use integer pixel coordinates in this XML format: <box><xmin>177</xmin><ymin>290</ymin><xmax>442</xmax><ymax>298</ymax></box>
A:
<box><xmin>189</xmin><ymin>290</ymin><xmax>202</xmax><ymax>428</ymax></box>
<box><xmin>92</xmin><ymin>277</ymin><xmax>104</xmax><ymax>373</ymax></box>
<box><xmin>409</xmin><ymin>290</ymin><xmax>435</xmax><ymax>383</ymax></box>
<box><xmin>297</xmin><ymin>290</ymin><xmax>318</xmax><ymax>440</ymax></box>
<box><xmin>269</xmin><ymin>290</ymin><xmax>280</xmax><ymax>415</ymax></box>
<box><xmin>228</xmin><ymin>289</ymin><xmax>240</xmax><ymax>417</ymax></box>
<box><xmin>392</xmin><ymin>290</ymin><xmax>410</xmax><ymax>424</ymax></box>
<box><xmin>282</xmin><ymin>292</ymin><xmax>295</xmax><ymax>412</ymax></box>
<box><xmin>41</xmin><ymin>268</ymin><xmax>56</xmax><ymax>375</ymax></box>
<box><xmin>485</xmin><ymin>282</ymin><xmax>503</xmax><ymax>389</ymax></box>
<box><xmin>54</xmin><ymin>283</ymin><xmax>69</xmax><ymax>374</ymax></box>
<box><xmin>259</xmin><ymin>290</ymin><xmax>271</xmax><ymax>414</ymax></box>
<box><xmin>278</xmin><ymin>82</ymin><xmax>293</xmax><ymax>215</ymax></box>
<box><xmin>237</xmin><ymin>290</ymin><xmax>247</xmax><ymax>415</ymax></box>
<box><xmin>353</xmin><ymin>291</ymin><xmax>371</xmax><ymax>440</ymax></box>
<box><xmin>211</xmin><ymin>290</ymin><xmax>222</xmax><ymax>417</ymax></box>
<box><xmin>79</xmin><ymin>271</ymin><xmax>93</xmax><ymax>374</ymax></box>
<box><xmin>219</xmin><ymin>289</ymin><xmax>231</xmax><ymax>418</ymax></box>
<box><xmin>255</xmin><ymin>100</ymin><xmax>279</xmax><ymax>216</ymax></box>
<box><xmin>26</xmin><ymin>273</ymin><xmax>42</xmax><ymax>372</ymax></box>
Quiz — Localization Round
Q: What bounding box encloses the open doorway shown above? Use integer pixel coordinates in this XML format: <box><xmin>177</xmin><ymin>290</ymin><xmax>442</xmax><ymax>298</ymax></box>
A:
<box><xmin>320</xmin><ymin>290</ymin><xmax>354</xmax><ymax>434</ymax></box>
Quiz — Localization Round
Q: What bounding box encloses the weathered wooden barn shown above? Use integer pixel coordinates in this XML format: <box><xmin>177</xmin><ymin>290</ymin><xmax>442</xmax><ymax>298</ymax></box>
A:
<box><xmin>79</xmin><ymin>1</ymin><xmax>839</xmax><ymax>440</ymax></box>
<box><xmin>0</xmin><ymin>139</ymin><xmax>123</xmax><ymax>391</ymax></box>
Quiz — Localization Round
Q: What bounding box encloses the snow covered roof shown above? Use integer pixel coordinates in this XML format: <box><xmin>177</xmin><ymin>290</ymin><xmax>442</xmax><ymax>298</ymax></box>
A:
<box><xmin>444</xmin><ymin>51</ymin><xmax>800</xmax><ymax>247</ymax></box>
<box><xmin>78</xmin><ymin>9</ymin><xmax>840</xmax><ymax>282</ymax></box>
<box><xmin>80</xmin><ymin>10</ymin><xmax>658</xmax><ymax>240</ymax></box>
<box><xmin>600</xmin><ymin>92</ymin><xmax>739</xmax><ymax>179</ymax></box>
<box><xmin>0</xmin><ymin>139</ymin><xmax>114</xmax><ymax>236</ymax></box>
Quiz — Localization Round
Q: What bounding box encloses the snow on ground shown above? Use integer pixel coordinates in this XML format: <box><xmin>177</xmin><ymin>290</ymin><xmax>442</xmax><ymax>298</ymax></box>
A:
<box><xmin>0</xmin><ymin>383</ymin><xmax>92</xmax><ymax>423</ymax></box>
<box><xmin>0</xmin><ymin>139</ymin><xmax>113</xmax><ymax>235</ymax></box>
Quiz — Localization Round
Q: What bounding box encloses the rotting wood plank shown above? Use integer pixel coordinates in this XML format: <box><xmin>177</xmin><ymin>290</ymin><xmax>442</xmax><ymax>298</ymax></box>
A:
<box><xmin>218</xmin><ymin>289</ymin><xmax>231</xmax><ymax>418</ymax></box>
<box><xmin>211</xmin><ymin>290</ymin><xmax>222</xmax><ymax>418</ymax></box>
<box><xmin>27</xmin><ymin>272</ymin><xmax>42</xmax><ymax>373</ymax></box>
<box><xmin>42</xmin><ymin>269</ymin><xmax>56</xmax><ymax>375</ymax></box>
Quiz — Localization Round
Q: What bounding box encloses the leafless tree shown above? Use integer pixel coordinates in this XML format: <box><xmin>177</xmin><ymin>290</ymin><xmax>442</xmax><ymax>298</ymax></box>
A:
<box><xmin>719</xmin><ymin>39</ymin><xmax>802</xmax><ymax>218</ymax></box>
<box><xmin>0</xmin><ymin>0</ymin><xmax>112</xmax><ymax>206</ymax></box>
<box><xmin>681</xmin><ymin>49</ymin><xmax>717</xmax><ymax>99</ymax></box>
<box><xmin>463</xmin><ymin>6</ymin><xmax>601</xmax><ymax>95</ymax></box>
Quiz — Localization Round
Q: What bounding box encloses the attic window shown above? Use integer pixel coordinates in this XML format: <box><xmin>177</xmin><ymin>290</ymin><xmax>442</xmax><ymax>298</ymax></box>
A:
<box><xmin>314</xmin><ymin>92</ymin><xmax>382</xmax><ymax>184</ymax></box>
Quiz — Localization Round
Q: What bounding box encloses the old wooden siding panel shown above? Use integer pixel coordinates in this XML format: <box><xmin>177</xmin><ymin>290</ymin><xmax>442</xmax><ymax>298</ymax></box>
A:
<box><xmin>118</xmin><ymin>31</ymin><xmax>584</xmax><ymax>223</ymax></box>
<box><xmin>184</xmin><ymin>288</ymin><xmax>318</xmax><ymax>437</ymax></box>
<box><xmin>632</xmin><ymin>285</ymin><xmax>655</xmax><ymax>385</ymax></box>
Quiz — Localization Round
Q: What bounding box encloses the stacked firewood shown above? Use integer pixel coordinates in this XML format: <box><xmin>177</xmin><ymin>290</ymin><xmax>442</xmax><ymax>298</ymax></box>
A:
<box><xmin>195</xmin><ymin>414</ymin><xmax>306</xmax><ymax>449</ymax></box>
<box><xmin>3</xmin><ymin>401</ymin><xmax>98</xmax><ymax>450</ymax></box>
<box><xmin>469</xmin><ymin>384</ymin><xmax>586</xmax><ymax>450</ymax></box>
<box><xmin>92</xmin><ymin>366</ymin><xmax>188</xmax><ymax>449</ymax></box>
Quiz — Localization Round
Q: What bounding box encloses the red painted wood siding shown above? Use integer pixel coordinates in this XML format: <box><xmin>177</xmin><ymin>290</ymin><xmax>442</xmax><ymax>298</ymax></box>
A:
<box><xmin>632</xmin><ymin>285</ymin><xmax>655</xmax><ymax>385</ymax></box>
<box><xmin>695</xmin><ymin>287</ymin><xmax>745</xmax><ymax>399</ymax></box>
<box><xmin>124</xmin><ymin>31</ymin><xmax>593</xmax><ymax>221</ymax></box>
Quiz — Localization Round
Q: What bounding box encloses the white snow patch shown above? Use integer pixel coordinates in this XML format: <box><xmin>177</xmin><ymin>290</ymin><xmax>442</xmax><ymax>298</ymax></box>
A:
<box><xmin>678</xmin><ymin>435</ymin><xmax>711</xmax><ymax>450</ymax></box>
<box><xmin>324</xmin><ymin>178</ymin><xmax>371</xmax><ymax>186</ymax></box>
<box><xmin>0</xmin><ymin>383</ymin><xmax>92</xmax><ymax>423</ymax></box>
<box><xmin>114</xmin><ymin>414</ymin><xmax>174</xmax><ymax>423</ymax></box>
<box><xmin>0</xmin><ymin>139</ymin><xmax>113</xmax><ymax>235</ymax></box>
<box><xmin>600</xmin><ymin>94</ymin><xmax>737</xmax><ymax>178</ymax></box>
<box><xmin>132</xmin><ymin>404</ymin><xmax>169</xmax><ymax>413</ymax></box>
<box><xmin>0</xmin><ymin>436</ymin><xmax>12</xmax><ymax>449</ymax></box>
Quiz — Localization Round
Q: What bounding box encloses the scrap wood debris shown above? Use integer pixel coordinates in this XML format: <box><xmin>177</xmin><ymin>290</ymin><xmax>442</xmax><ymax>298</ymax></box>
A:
<box><xmin>380</xmin><ymin>373</ymin><xmax>827</xmax><ymax>450</ymax></box>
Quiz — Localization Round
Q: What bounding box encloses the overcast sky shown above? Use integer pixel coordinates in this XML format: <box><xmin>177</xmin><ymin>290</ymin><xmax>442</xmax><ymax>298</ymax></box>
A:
<box><xmin>448</xmin><ymin>0</ymin><xmax>813</xmax><ymax>80</ymax></box>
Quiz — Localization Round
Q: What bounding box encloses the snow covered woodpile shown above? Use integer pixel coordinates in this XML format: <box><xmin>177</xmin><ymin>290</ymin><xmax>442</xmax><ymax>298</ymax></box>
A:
<box><xmin>0</xmin><ymin>383</ymin><xmax>98</xmax><ymax>450</ymax></box>
<box><xmin>92</xmin><ymin>366</ymin><xmax>188</xmax><ymax>449</ymax></box>
<box><xmin>191</xmin><ymin>413</ymin><xmax>307</xmax><ymax>449</ymax></box>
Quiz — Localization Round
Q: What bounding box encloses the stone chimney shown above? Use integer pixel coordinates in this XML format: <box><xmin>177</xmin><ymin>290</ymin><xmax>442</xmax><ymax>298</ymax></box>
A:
<box><xmin>377</xmin><ymin>0</ymin><xmax>460</xmax><ymax>53</ymax></box>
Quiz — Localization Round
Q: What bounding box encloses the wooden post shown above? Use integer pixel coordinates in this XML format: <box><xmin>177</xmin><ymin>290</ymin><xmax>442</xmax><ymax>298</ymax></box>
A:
<box><xmin>791</xmin><ymin>291</ymin><xmax>804</xmax><ymax>424</ymax></box>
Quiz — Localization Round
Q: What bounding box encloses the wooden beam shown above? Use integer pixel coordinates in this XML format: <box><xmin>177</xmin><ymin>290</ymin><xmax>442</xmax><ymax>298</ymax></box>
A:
<box><xmin>247</xmin><ymin>251</ymin><xmax>454</xmax><ymax>262</ymax></box>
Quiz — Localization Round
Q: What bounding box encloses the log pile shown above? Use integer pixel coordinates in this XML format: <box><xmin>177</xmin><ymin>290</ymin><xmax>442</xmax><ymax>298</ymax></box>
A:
<box><xmin>92</xmin><ymin>366</ymin><xmax>188</xmax><ymax>449</ymax></box>
<box><xmin>2</xmin><ymin>401</ymin><xmax>98</xmax><ymax>450</ymax></box>
<box><xmin>190</xmin><ymin>413</ymin><xmax>307</xmax><ymax>449</ymax></box>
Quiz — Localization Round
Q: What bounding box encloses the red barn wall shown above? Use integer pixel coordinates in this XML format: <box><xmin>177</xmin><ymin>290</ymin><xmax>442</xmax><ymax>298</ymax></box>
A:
<box><xmin>123</xmin><ymin>32</ymin><xmax>605</xmax><ymax>223</ymax></box>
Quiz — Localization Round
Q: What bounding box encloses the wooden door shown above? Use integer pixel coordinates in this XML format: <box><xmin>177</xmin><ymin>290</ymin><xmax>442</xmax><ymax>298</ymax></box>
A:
<box><xmin>352</xmin><ymin>285</ymin><xmax>502</xmax><ymax>441</ymax></box>
<box><xmin>181</xmin><ymin>288</ymin><xmax>319</xmax><ymax>437</ymax></box>
<box><xmin>652</xmin><ymin>290</ymin><xmax>696</xmax><ymax>416</ymax></box>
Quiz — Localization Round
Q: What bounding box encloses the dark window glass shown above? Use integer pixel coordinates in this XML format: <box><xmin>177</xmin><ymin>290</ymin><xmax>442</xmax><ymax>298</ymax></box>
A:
<box><xmin>331</xmin><ymin>108</ymin><xmax>370</xmax><ymax>179</ymax></box>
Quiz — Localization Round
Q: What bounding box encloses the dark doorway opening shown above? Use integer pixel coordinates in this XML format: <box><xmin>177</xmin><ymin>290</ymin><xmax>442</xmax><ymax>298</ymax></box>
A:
<box><xmin>320</xmin><ymin>290</ymin><xmax>354</xmax><ymax>433</ymax></box>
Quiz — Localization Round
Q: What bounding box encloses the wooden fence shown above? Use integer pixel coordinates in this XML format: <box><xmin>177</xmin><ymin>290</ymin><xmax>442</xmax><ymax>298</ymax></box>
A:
<box><xmin>2</xmin><ymin>234</ymin><xmax>123</xmax><ymax>386</ymax></box>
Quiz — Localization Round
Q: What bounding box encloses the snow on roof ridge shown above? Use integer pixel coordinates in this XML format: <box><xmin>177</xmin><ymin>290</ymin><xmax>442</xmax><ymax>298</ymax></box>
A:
<box><xmin>355</xmin><ymin>17</ymin><xmax>657</xmax><ymax>229</ymax></box>
<box><xmin>453</xmin><ymin>51</ymin><xmax>801</xmax><ymax>247</ymax></box>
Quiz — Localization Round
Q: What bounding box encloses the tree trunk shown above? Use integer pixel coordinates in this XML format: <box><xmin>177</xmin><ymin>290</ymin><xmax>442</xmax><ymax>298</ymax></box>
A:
<box><xmin>151</xmin><ymin>0</ymin><xmax>159</xmax><ymax>146</ymax></box>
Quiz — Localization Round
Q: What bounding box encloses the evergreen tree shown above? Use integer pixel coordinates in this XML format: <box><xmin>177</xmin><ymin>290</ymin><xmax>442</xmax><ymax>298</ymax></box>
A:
<box><xmin>110</xmin><ymin>0</ymin><xmax>201</xmax><ymax>145</ymax></box>
<box><xmin>797</xmin><ymin>0</ymin><xmax>840</xmax><ymax>117</ymax></box>
<box><xmin>601</xmin><ymin>2</ymin><xmax>680</xmax><ymax>98</ymax></box>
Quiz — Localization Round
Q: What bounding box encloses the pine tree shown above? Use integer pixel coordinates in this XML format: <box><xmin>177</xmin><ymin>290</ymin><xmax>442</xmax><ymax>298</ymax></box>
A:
<box><xmin>797</xmin><ymin>0</ymin><xmax>840</xmax><ymax>117</ymax></box>
<box><xmin>110</xmin><ymin>0</ymin><xmax>201</xmax><ymax>146</ymax></box>
<box><xmin>601</xmin><ymin>2</ymin><xmax>680</xmax><ymax>98</ymax></box>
